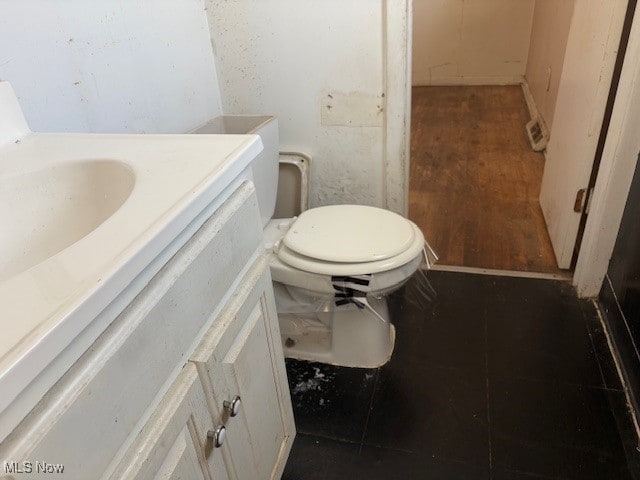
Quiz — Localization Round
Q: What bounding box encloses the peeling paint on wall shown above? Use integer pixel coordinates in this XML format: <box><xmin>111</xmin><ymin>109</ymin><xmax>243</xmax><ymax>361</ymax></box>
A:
<box><xmin>207</xmin><ymin>0</ymin><xmax>386</xmax><ymax>208</ymax></box>
<box><xmin>312</xmin><ymin>122</ymin><xmax>383</xmax><ymax>206</ymax></box>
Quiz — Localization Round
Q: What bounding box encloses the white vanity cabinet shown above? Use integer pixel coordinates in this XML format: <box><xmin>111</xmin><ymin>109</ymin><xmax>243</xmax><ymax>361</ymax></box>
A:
<box><xmin>190</xmin><ymin>255</ymin><xmax>294</xmax><ymax>480</ymax></box>
<box><xmin>111</xmin><ymin>256</ymin><xmax>294</xmax><ymax>480</ymax></box>
<box><xmin>0</xmin><ymin>181</ymin><xmax>294</xmax><ymax>479</ymax></box>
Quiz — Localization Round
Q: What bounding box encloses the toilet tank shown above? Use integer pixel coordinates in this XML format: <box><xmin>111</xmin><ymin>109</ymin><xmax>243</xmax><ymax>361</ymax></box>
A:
<box><xmin>190</xmin><ymin>115</ymin><xmax>278</xmax><ymax>227</ymax></box>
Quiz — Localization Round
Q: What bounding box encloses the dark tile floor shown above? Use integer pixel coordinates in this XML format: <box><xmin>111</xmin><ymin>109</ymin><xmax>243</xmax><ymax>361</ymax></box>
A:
<box><xmin>282</xmin><ymin>271</ymin><xmax>640</xmax><ymax>480</ymax></box>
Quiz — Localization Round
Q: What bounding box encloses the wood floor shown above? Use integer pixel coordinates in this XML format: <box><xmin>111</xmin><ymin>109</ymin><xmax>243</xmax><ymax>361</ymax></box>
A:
<box><xmin>409</xmin><ymin>85</ymin><xmax>561</xmax><ymax>273</ymax></box>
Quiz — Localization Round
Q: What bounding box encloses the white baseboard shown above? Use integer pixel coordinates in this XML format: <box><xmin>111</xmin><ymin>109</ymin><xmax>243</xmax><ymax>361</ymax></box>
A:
<box><xmin>412</xmin><ymin>74</ymin><xmax>524</xmax><ymax>87</ymax></box>
<box><xmin>594</xmin><ymin>296</ymin><xmax>640</xmax><ymax>443</ymax></box>
<box><xmin>520</xmin><ymin>79</ymin><xmax>539</xmax><ymax>120</ymax></box>
<box><xmin>521</xmin><ymin>80</ymin><xmax>550</xmax><ymax>143</ymax></box>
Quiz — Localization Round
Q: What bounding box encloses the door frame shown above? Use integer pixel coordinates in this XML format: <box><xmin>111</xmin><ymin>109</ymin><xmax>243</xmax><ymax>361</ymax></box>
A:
<box><xmin>574</xmin><ymin>2</ymin><xmax>640</xmax><ymax>297</ymax></box>
<box><xmin>383</xmin><ymin>0</ymin><xmax>412</xmax><ymax>216</ymax></box>
<box><xmin>395</xmin><ymin>0</ymin><xmax>640</xmax><ymax>297</ymax></box>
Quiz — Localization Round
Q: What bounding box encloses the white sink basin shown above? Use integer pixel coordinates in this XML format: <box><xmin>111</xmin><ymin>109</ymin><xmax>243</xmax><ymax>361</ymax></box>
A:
<box><xmin>0</xmin><ymin>160</ymin><xmax>135</xmax><ymax>282</ymax></box>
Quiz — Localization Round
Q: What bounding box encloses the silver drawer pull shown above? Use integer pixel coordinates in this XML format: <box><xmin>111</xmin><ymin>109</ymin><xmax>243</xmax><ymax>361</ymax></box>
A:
<box><xmin>223</xmin><ymin>396</ymin><xmax>242</xmax><ymax>417</ymax></box>
<box><xmin>207</xmin><ymin>425</ymin><xmax>226</xmax><ymax>448</ymax></box>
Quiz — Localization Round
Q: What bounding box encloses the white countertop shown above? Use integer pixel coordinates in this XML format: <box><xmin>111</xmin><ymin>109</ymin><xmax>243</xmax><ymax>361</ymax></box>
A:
<box><xmin>0</xmin><ymin>131</ymin><xmax>262</xmax><ymax>416</ymax></box>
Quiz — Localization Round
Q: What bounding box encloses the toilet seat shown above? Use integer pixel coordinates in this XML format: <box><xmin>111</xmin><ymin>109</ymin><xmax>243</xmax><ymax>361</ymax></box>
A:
<box><xmin>269</xmin><ymin>251</ymin><xmax>423</xmax><ymax>296</ymax></box>
<box><xmin>277</xmin><ymin>222</ymin><xmax>424</xmax><ymax>276</ymax></box>
<box><xmin>282</xmin><ymin>205</ymin><xmax>416</xmax><ymax>263</ymax></box>
<box><xmin>273</xmin><ymin>205</ymin><xmax>425</xmax><ymax>277</ymax></box>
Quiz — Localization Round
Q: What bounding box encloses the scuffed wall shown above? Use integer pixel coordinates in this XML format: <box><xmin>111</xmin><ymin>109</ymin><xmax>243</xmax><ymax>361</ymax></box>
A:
<box><xmin>0</xmin><ymin>0</ymin><xmax>222</xmax><ymax>134</ymax></box>
<box><xmin>412</xmin><ymin>0</ymin><xmax>535</xmax><ymax>86</ymax></box>
<box><xmin>205</xmin><ymin>0</ymin><xmax>386</xmax><ymax>208</ymax></box>
<box><xmin>525</xmin><ymin>0</ymin><xmax>576</xmax><ymax>131</ymax></box>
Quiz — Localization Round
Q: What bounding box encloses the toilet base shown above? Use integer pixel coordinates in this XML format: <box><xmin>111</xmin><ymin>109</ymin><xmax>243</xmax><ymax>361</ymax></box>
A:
<box><xmin>278</xmin><ymin>298</ymin><xmax>396</xmax><ymax>368</ymax></box>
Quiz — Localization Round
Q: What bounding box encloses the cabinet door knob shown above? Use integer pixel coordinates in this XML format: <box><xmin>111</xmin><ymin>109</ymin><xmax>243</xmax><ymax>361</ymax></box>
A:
<box><xmin>223</xmin><ymin>396</ymin><xmax>242</xmax><ymax>417</ymax></box>
<box><xmin>207</xmin><ymin>425</ymin><xmax>226</xmax><ymax>448</ymax></box>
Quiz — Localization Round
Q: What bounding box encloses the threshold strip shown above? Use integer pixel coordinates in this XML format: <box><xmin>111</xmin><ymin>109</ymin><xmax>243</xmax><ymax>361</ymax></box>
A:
<box><xmin>422</xmin><ymin>263</ymin><xmax>572</xmax><ymax>281</ymax></box>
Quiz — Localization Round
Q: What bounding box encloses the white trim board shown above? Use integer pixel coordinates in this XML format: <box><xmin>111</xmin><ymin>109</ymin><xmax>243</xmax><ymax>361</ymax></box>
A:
<box><xmin>594</xmin><ymin>295</ymin><xmax>640</xmax><ymax>442</ymax></box>
<box><xmin>520</xmin><ymin>80</ymin><xmax>550</xmax><ymax>141</ymax></box>
<box><xmin>520</xmin><ymin>80</ymin><xmax>540</xmax><ymax>122</ymax></box>
<box><xmin>412</xmin><ymin>75</ymin><xmax>524</xmax><ymax>87</ymax></box>
<box><xmin>424</xmin><ymin>264</ymin><xmax>572</xmax><ymax>281</ymax></box>
<box><xmin>383</xmin><ymin>0</ymin><xmax>412</xmax><ymax>217</ymax></box>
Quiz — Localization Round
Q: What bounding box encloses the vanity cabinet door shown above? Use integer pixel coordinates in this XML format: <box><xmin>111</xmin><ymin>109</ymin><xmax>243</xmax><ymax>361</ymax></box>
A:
<box><xmin>109</xmin><ymin>363</ymin><xmax>228</xmax><ymax>480</ymax></box>
<box><xmin>191</xmin><ymin>256</ymin><xmax>295</xmax><ymax>480</ymax></box>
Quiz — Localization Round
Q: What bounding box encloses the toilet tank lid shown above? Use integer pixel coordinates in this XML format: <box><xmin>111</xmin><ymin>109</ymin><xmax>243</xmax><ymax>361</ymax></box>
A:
<box><xmin>282</xmin><ymin>205</ymin><xmax>415</xmax><ymax>263</ymax></box>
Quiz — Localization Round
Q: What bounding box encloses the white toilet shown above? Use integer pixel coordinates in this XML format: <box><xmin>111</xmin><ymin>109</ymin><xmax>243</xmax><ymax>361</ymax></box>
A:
<box><xmin>192</xmin><ymin>116</ymin><xmax>430</xmax><ymax>368</ymax></box>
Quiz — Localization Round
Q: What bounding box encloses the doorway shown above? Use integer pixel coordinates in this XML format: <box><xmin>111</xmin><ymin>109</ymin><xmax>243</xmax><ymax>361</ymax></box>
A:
<box><xmin>407</xmin><ymin>0</ymin><xmax>631</xmax><ymax>276</ymax></box>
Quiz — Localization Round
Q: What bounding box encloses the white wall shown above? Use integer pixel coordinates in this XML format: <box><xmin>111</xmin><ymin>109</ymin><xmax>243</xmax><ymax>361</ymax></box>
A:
<box><xmin>525</xmin><ymin>0</ymin><xmax>576</xmax><ymax>131</ymax></box>
<box><xmin>412</xmin><ymin>0</ymin><xmax>535</xmax><ymax>86</ymax></box>
<box><xmin>0</xmin><ymin>0</ymin><xmax>222</xmax><ymax>134</ymax></box>
<box><xmin>206</xmin><ymin>0</ymin><xmax>388</xmax><ymax>209</ymax></box>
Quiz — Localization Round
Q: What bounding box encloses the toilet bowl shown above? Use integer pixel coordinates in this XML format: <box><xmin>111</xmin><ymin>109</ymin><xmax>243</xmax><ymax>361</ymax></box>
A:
<box><xmin>192</xmin><ymin>115</ymin><xmax>432</xmax><ymax>368</ymax></box>
<box><xmin>264</xmin><ymin>207</ymin><xmax>424</xmax><ymax>367</ymax></box>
